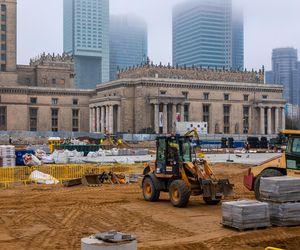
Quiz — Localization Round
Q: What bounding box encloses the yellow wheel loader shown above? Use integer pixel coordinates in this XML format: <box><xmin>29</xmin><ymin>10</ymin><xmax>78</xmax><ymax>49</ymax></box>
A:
<box><xmin>244</xmin><ymin>130</ymin><xmax>300</xmax><ymax>199</ymax></box>
<box><xmin>141</xmin><ymin>135</ymin><xmax>233</xmax><ymax>208</ymax></box>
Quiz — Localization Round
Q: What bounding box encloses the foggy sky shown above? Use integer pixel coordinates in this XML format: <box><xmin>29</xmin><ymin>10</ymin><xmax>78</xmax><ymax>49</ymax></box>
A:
<box><xmin>17</xmin><ymin>0</ymin><xmax>300</xmax><ymax>71</ymax></box>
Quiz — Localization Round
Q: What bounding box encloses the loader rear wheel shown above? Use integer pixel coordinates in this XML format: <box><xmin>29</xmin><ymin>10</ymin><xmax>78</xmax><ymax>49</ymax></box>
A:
<box><xmin>254</xmin><ymin>168</ymin><xmax>284</xmax><ymax>200</ymax></box>
<box><xmin>142</xmin><ymin>177</ymin><xmax>160</xmax><ymax>202</ymax></box>
<box><xmin>169</xmin><ymin>180</ymin><xmax>191</xmax><ymax>208</ymax></box>
<box><xmin>203</xmin><ymin>196</ymin><xmax>221</xmax><ymax>205</ymax></box>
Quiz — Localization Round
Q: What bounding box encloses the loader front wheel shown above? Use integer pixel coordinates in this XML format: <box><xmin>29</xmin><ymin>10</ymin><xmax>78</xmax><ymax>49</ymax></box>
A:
<box><xmin>203</xmin><ymin>196</ymin><xmax>221</xmax><ymax>205</ymax></box>
<box><xmin>142</xmin><ymin>177</ymin><xmax>160</xmax><ymax>202</ymax></box>
<box><xmin>169</xmin><ymin>180</ymin><xmax>191</xmax><ymax>208</ymax></box>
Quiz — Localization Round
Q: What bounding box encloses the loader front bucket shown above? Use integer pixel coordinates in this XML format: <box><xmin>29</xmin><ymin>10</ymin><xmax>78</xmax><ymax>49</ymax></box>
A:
<box><xmin>218</xmin><ymin>179</ymin><xmax>234</xmax><ymax>197</ymax></box>
<box><xmin>82</xmin><ymin>174</ymin><xmax>101</xmax><ymax>187</ymax></box>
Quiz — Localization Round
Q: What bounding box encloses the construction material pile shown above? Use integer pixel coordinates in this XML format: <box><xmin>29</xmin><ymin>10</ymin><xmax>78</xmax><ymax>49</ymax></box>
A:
<box><xmin>222</xmin><ymin>200</ymin><xmax>270</xmax><ymax>230</ymax></box>
<box><xmin>260</xmin><ymin>176</ymin><xmax>300</xmax><ymax>226</ymax></box>
<box><xmin>0</xmin><ymin>145</ymin><xmax>16</xmax><ymax>167</ymax></box>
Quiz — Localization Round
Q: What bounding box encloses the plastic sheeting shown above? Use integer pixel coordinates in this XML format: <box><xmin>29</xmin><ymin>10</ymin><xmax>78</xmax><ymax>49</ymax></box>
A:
<box><xmin>29</xmin><ymin>170</ymin><xmax>59</xmax><ymax>185</ymax></box>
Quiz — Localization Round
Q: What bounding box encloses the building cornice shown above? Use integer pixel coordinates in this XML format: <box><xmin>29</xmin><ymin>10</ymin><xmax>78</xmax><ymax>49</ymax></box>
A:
<box><xmin>0</xmin><ymin>85</ymin><xmax>95</xmax><ymax>96</ymax></box>
<box><xmin>95</xmin><ymin>78</ymin><xmax>284</xmax><ymax>93</ymax></box>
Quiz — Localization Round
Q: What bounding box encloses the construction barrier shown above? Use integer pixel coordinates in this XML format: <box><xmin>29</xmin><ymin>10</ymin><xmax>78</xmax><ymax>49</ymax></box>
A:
<box><xmin>0</xmin><ymin>164</ymin><xmax>143</xmax><ymax>188</ymax></box>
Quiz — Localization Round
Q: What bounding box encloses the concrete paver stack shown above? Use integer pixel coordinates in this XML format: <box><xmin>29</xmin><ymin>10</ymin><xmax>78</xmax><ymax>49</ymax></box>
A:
<box><xmin>0</xmin><ymin>145</ymin><xmax>16</xmax><ymax>167</ymax></box>
<box><xmin>222</xmin><ymin>200</ymin><xmax>270</xmax><ymax>230</ymax></box>
<box><xmin>260</xmin><ymin>176</ymin><xmax>300</xmax><ymax>226</ymax></box>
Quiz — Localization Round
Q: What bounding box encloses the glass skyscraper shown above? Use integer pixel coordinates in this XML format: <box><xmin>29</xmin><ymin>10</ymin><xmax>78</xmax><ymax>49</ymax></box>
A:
<box><xmin>266</xmin><ymin>48</ymin><xmax>299</xmax><ymax>105</ymax></box>
<box><xmin>172</xmin><ymin>0</ymin><xmax>244</xmax><ymax>70</ymax></box>
<box><xmin>109</xmin><ymin>15</ymin><xmax>147</xmax><ymax>81</ymax></box>
<box><xmin>63</xmin><ymin>0</ymin><xmax>109</xmax><ymax>89</ymax></box>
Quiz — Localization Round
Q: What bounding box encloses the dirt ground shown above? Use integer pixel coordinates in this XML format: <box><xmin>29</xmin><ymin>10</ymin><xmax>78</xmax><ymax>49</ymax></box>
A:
<box><xmin>0</xmin><ymin>163</ymin><xmax>300</xmax><ymax>250</ymax></box>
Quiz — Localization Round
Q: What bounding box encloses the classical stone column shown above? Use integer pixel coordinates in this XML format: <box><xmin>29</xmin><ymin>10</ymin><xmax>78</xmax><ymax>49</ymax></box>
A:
<box><xmin>267</xmin><ymin>107</ymin><xmax>272</xmax><ymax>135</ymax></box>
<box><xmin>100</xmin><ymin>106</ymin><xmax>105</xmax><ymax>133</ymax></box>
<box><xmin>275</xmin><ymin>107</ymin><xmax>279</xmax><ymax>134</ymax></box>
<box><xmin>260</xmin><ymin>107</ymin><xmax>265</xmax><ymax>135</ymax></box>
<box><xmin>163</xmin><ymin>103</ymin><xmax>168</xmax><ymax>134</ymax></box>
<box><xmin>117</xmin><ymin>105</ymin><xmax>121</xmax><ymax>133</ymax></box>
<box><xmin>89</xmin><ymin>107</ymin><xmax>92</xmax><ymax>132</ymax></box>
<box><xmin>96</xmin><ymin>106</ymin><xmax>100</xmax><ymax>132</ymax></box>
<box><xmin>282</xmin><ymin>108</ymin><xmax>286</xmax><ymax>130</ymax></box>
<box><xmin>181</xmin><ymin>103</ymin><xmax>185</xmax><ymax>122</ymax></box>
<box><xmin>172</xmin><ymin>103</ymin><xmax>177</xmax><ymax>132</ymax></box>
<box><xmin>91</xmin><ymin>107</ymin><xmax>96</xmax><ymax>133</ymax></box>
<box><xmin>248</xmin><ymin>106</ymin><xmax>252</xmax><ymax>134</ymax></box>
<box><xmin>105</xmin><ymin>105</ymin><xmax>109</xmax><ymax>133</ymax></box>
<box><xmin>154</xmin><ymin>104</ymin><xmax>159</xmax><ymax>134</ymax></box>
<box><xmin>109</xmin><ymin>105</ymin><xmax>114</xmax><ymax>134</ymax></box>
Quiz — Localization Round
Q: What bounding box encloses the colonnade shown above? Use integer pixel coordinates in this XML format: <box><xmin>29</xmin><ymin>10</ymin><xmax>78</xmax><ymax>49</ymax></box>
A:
<box><xmin>89</xmin><ymin>104</ymin><xmax>120</xmax><ymax>134</ymax></box>
<box><xmin>152</xmin><ymin>102</ymin><xmax>186</xmax><ymax>134</ymax></box>
<box><xmin>258</xmin><ymin>106</ymin><xmax>285</xmax><ymax>135</ymax></box>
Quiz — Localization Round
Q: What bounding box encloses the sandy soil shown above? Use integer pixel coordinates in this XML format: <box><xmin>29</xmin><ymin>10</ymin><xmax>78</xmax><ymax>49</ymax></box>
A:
<box><xmin>0</xmin><ymin>163</ymin><xmax>300</xmax><ymax>250</ymax></box>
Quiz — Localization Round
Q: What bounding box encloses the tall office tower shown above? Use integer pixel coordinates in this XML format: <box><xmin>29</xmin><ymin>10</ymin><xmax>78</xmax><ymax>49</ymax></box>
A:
<box><xmin>231</xmin><ymin>2</ymin><xmax>244</xmax><ymax>70</ymax></box>
<box><xmin>63</xmin><ymin>0</ymin><xmax>109</xmax><ymax>89</ymax></box>
<box><xmin>266</xmin><ymin>48</ymin><xmax>299</xmax><ymax>105</ymax></box>
<box><xmin>109</xmin><ymin>15</ymin><xmax>147</xmax><ymax>81</ymax></box>
<box><xmin>0</xmin><ymin>0</ymin><xmax>17</xmax><ymax>84</ymax></box>
<box><xmin>172</xmin><ymin>0</ymin><xmax>244</xmax><ymax>70</ymax></box>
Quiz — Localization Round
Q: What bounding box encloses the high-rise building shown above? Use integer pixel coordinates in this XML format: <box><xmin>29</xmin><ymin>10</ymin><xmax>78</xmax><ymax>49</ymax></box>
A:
<box><xmin>109</xmin><ymin>15</ymin><xmax>147</xmax><ymax>81</ymax></box>
<box><xmin>63</xmin><ymin>0</ymin><xmax>109</xmax><ymax>89</ymax></box>
<box><xmin>232</xmin><ymin>2</ymin><xmax>244</xmax><ymax>70</ymax></box>
<box><xmin>266</xmin><ymin>47</ymin><xmax>299</xmax><ymax>105</ymax></box>
<box><xmin>172</xmin><ymin>0</ymin><xmax>244</xmax><ymax>70</ymax></box>
<box><xmin>0</xmin><ymin>0</ymin><xmax>17</xmax><ymax>84</ymax></box>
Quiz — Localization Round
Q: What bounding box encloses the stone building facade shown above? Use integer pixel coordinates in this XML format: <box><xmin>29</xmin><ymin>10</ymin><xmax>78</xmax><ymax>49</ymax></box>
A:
<box><xmin>17</xmin><ymin>53</ymin><xmax>75</xmax><ymax>88</ymax></box>
<box><xmin>89</xmin><ymin>66</ymin><xmax>285</xmax><ymax>135</ymax></box>
<box><xmin>0</xmin><ymin>86</ymin><xmax>92</xmax><ymax>131</ymax></box>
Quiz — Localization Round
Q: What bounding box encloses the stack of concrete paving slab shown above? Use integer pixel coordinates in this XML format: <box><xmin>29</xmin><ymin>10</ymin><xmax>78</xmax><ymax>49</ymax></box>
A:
<box><xmin>222</xmin><ymin>200</ymin><xmax>270</xmax><ymax>230</ymax></box>
<box><xmin>260</xmin><ymin>176</ymin><xmax>300</xmax><ymax>226</ymax></box>
<box><xmin>260</xmin><ymin>176</ymin><xmax>300</xmax><ymax>202</ymax></box>
<box><xmin>0</xmin><ymin>145</ymin><xmax>16</xmax><ymax>167</ymax></box>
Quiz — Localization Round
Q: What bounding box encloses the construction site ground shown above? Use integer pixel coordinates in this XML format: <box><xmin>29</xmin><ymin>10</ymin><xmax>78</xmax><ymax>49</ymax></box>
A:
<box><xmin>0</xmin><ymin>163</ymin><xmax>300</xmax><ymax>250</ymax></box>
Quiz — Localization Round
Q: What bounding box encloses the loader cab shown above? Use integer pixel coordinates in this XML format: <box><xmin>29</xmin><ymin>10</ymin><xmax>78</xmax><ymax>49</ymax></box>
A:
<box><xmin>156</xmin><ymin>136</ymin><xmax>192</xmax><ymax>176</ymax></box>
<box><xmin>284</xmin><ymin>130</ymin><xmax>300</xmax><ymax>176</ymax></box>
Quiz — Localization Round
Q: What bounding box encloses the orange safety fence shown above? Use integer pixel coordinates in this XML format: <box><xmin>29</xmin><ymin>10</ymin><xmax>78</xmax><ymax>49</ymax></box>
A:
<box><xmin>0</xmin><ymin>163</ymin><xmax>144</xmax><ymax>188</ymax></box>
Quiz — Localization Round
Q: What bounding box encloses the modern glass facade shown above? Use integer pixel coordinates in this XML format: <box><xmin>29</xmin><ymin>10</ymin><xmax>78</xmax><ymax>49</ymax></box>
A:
<box><xmin>63</xmin><ymin>0</ymin><xmax>109</xmax><ymax>89</ymax></box>
<box><xmin>266</xmin><ymin>48</ymin><xmax>299</xmax><ymax>105</ymax></box>
<box><xmin>172</xmin><ymin>0</ymin><xmax>243</xmax><ymax>70</ymax></box>
<box><xmin>109</xmin><ymin>15</ymin><xmax>147</xmax><ymax>81</ymax></box>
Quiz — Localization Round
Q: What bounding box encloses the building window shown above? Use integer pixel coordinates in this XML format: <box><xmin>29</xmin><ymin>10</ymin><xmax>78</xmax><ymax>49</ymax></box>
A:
<box><xmin>25</xmin><ymin>78</ymin><xmax>31</xmax><ymax>84</ymax></box>
<box><xmin>51</xmin><ymin>98</ymin><xmax>58</xmax><ymax>105</ymax></box>
<box><xmin>223</xmin><ymin>105</ymin><xmax>230</xmax><ymax>134</ymax></box>
<box><xmin>160</xmin><ymin>90</ymin><xmax>167</xmax><ymax>95</ymax></box>
<box><xmin>184</xmin><ymin>104</ymin><xmax>189</xmax><ymax>122</ymax></box>
<box><xmin>0</xmin><ymin>64</ymin><xmax>5</xmax><ymax>71</ymax></box>
<box><xmin>73</xmin><ymin>99</ymin><xmax>78</xmax><ymax>105</ymax></box>
<box><xmin>0</xmin><ymin>106</ymin><xmax>6</xmax><ymax>130</ymax></box>
<box><xmin>1</xmin><ymin>15</ymin><xmax>6</xmax><ymax>21</ymax></box>
<box><xmin>224</xmin><ymin>94</ymin><xmax>230</xmax><ymax>101</ymax></box>
<box><xmin>51</xmin><ymin>109</ymin><xmax>58</xmax><ymax>132</ymax></box>
<box><xmin>52</xmin><ymin>78</ymin><xmax>56</xmax><ymax>84</ymax></box>
<box><xmin>42</xmin><ymin>78</ymin><xmax>47</xmax><ymax>85</ymax></box>
<box><xmin>203</xmin><ymin>93</ymin><xmax>209</xmax><ymax>100</ymax></box>
<box><xmin>203</xmin><ymin>104</ymin><xmax>210</xmax><ymax>133</ymax></box>
<box><xmin>30</xmin><ymin>97</ymin><xmax>37</xmax><ymax>104</ymax></box>
<box><xmin>182</xmin><ymin>91</ymin><xmax>189</xmax><ymax>99</ymax></box>
<box><xmin>243</xmin><ymin>106</ymin><xmax>249</xmax><ymax>134</ymax></box>
<box><xmin>72</xmin><ymin>109</ymin><xmax>79</xmax><ymax>132</ymax></box>
<box><xmin>1</xmin><ymin>34</ymin><xmax>6</xmax><ymax>41</ymax></box>
<box><xmin>262</xmin><ymin>95</ymin><xmax>268</xmax><ymax>99</ymax></box>
<box><xmin>1</xmin><ymin>25</ymin><xmax>6</xmax><ymax>31</ymax></box>
<box><xmin>244</xmin><ymin>95</ymin><xmax>249</xmax><ymax>101</ymax></box>
<box><xmin>1</xmin><ymin>5</ymin><xmax>6</xmax><ymax>11</ymax></box>
<box><xmin>1</xmin><ymin>54</ymin><xmax>6</xmax><ymax>61</ymax></box>
<box><xmin>29</xmin><ymin>108</ymin><xmax>38</xmax><ymax>131</ymax></box>
<box><xmin>1</xmin><ymin>44</ymin><xmax>6</xmax><ymax>51</ymax></box>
